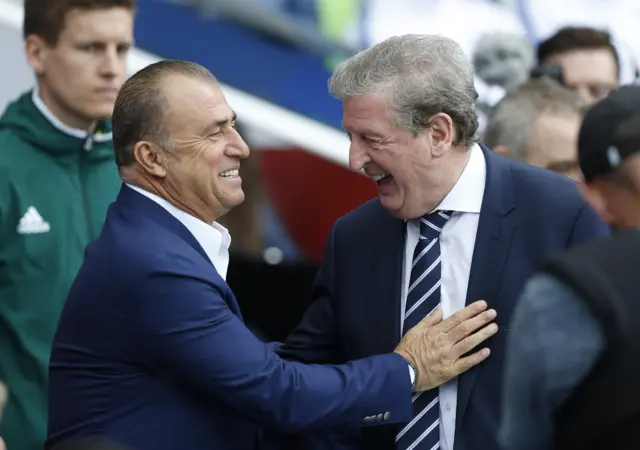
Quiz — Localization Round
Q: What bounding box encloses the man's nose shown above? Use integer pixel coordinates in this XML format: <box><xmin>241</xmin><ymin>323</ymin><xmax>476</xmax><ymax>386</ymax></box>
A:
<box><xmin>100</xmin><ymin>46</ymin><xmax>123</xmax><ymax>78</ymax></box>
<box><xmin>349</xmin><ymin>142</ymin><xmax>369</xmax><ymax>172</ymax></box>
<box><xmin>226</xmin><ymin>128</ymin><xmax>251</xmax><ymax>159</ymax></box>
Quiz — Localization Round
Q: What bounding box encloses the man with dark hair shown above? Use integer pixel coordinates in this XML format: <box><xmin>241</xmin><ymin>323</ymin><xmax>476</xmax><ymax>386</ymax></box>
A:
<box><xmin>501</xmin><ymin>85</ymin><xmax>640</xmax><ymax>450</ymax></box>
<box><xmin>111</xmin><ymin>60</ymin><xmax>216</xmax><ymax>167</ymax></box>
<box><xmin>484</xmin><ymin>77</ymin><xmax>586</xmax><ymax>179</ymax></box>
<box><xmin>536</xmin><ymin>26</ymin><xmax>619</xmax><ymax>104</ymax></box>
<box><xmin>0</xmin><ymin>2</ymin><xmax>135</xmax><ymax>450</ymax></box>
<box><xmin>46</xmin><ymin>59</ymin><xmax>498</xmax><ymax>450</ymax></box>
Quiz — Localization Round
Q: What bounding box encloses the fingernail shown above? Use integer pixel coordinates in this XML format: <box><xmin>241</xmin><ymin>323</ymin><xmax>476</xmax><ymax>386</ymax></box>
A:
<box><xmin>488</xmin><ymin>323</ymin><xmax>498</xmax><ymax>333</ymax></box>
<box><xmin>486</xmin><ymin>309</ymin><xmax>497</xmax><ymax>319</ymax></box>
<box><xmin>476</xmin><ymin>300</ymin><xmax>487</xmax><ymax>310</ymax></box>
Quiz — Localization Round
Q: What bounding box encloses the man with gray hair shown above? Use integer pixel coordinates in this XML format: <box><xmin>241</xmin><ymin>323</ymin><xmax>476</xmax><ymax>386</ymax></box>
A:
<box><xmin>484</xmin><ymin>77</ymin><xmax>587</xmax><ymax>179</ymax></box>
<box><xmin>277</xmin><ymin>34</ymin><xmax>609</xmax><ymax>450</ymax></box>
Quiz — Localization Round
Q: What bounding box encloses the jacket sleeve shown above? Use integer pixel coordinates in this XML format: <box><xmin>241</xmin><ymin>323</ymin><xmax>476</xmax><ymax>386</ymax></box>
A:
<box><xmin>133</xmin><ymin>254</ymin><xmax>413</xmax><ymax>434</ymax></box>
<box><xmin>276</xmin><ymin>223</ymin><xmax>343</xmax><ymax>364</ymax></box>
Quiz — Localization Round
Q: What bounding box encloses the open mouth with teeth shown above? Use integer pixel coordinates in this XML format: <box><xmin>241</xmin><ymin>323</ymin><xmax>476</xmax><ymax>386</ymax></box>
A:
<box><xmin>371</xmin><ymin>172</ymin><xmax>393</xmax><ymax>185</ymax></box>
<box><xmin>219</xmin><ymin>169</ymin><xmax>239</xmax><ymax>179</ymax></box>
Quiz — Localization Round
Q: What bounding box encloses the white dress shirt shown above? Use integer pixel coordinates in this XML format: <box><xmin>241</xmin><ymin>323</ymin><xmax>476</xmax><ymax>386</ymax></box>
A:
<box><xmin>400</xmin><ymin>144</ymin><xmax>486</xmax><ymax>450</ymax></box>
<box><xmin>126</xmin><ymin>184</ymin><xmax>231</xmax><ymax>279</ymax></box>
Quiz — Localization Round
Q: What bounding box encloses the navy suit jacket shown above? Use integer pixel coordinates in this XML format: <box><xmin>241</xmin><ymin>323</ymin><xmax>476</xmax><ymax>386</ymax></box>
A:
<box><xmin>45</xmin><ymin>185</ymin><xmax>416</xmax><ymax>450</ymax></box>
<box><xmin>276</xmin><ymin>147</ymin><xmax>610</xmax><ymax>450</ymax></box>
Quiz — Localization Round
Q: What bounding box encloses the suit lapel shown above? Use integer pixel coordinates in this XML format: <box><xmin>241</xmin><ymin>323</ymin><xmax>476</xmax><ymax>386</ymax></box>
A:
<box><xmin>456</xmin><ymin>146</ymin><xmax>516</xmax><ymax>423</ymax></box>
<box><xmin>116</xmin><ymin>184</ymin><xmax>243</xmax><ymax>316</ymax></box>
<box><xmin>117</xmin><ymin>184</ymin><xmax>211</xmax><ymax>262</ymax></box>
<box><xmin>370</xmin><ymin>204</ymin><xmax>406</xmax><ymax>353</ymax></box>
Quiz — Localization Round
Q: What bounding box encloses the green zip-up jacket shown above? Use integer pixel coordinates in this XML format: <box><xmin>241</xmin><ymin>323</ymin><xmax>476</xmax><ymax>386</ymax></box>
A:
<box><xmin>0</xmin><ymin>91</ymin><xmax>121</xmax><ymax>450</ymax></box>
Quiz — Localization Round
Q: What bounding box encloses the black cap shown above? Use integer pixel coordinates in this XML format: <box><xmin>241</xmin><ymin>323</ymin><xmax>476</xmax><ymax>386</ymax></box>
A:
<box><xmin>579</xmin><ymin>84</ymin><xmax>640</xmax><ymax>182</ymax></box>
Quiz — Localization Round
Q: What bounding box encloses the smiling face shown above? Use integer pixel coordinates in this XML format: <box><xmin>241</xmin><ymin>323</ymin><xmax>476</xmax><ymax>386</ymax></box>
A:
<box><xmin>131</xmin><ymin>73</ymin><xmax>250</xmax><ymax>223</ymax></box>
<box><xmin>343</xmin><ymin>91</ymin><xmax>466</xmax><ymax>219</ymax></box>
<box><xmin>165</xmin><ymin>75</ymin><xmax>250</xmax><ymax>221</ymax></box>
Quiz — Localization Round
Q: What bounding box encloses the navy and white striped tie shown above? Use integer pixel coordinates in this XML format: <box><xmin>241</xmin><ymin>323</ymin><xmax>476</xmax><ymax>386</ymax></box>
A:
<box><xmin>396</xmin><ymin>210</ymin><xmax>453</xmax><ymax>450</ymax></box>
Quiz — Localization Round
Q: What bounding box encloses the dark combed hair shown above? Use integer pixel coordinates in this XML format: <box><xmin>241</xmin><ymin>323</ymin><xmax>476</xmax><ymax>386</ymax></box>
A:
<box><xmin>537</xmin><ymin>26</ymin><xmax>619</xmax><ymax>77</ymax></box>
<box><xmin>23</xmin><ymin>0</ymin><xmax>136</xmax><ymax>45</ymax></box>
<box><xmin>111</xmin><ymin>60</ymin><xmax>218</xmax><ymax>167</ymax></box>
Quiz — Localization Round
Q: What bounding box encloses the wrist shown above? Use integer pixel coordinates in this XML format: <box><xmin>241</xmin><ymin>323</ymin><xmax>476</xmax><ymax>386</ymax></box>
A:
<box><xmin>407</xmin><ymin>361</ymin><xmax>418</xmax><ymax>391</ymax></box>
<box><xmin>394</xmin><ymin>350</ymin><xmax>418</xmax><ymax>391</ymax></box>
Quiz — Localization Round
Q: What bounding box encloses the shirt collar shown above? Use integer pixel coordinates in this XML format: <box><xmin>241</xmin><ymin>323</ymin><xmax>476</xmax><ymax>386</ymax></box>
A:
<box><xmin>126</xmin><ymin>184</ymin><xmax>231</xmax><ymax>279</ymax></box>
<box><xmin>434</xmin><ymin>143</ymin><xmax>486</xmax><ymax>214</ymax></box>
<box><xmin>31</xmin><ymin>87</ymin><xmax>112</xmax><ymax>143</ymax></box>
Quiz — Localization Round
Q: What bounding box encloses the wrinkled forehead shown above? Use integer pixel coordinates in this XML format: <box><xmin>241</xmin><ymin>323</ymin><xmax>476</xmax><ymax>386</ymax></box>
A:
<box><xmin>341</xmin><ymin>92</ymin><xmax>395</xmax><ymax>134</ymax></box>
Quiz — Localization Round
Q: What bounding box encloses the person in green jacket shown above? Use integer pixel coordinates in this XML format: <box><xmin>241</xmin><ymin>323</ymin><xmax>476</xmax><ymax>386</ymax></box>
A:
<box><xmin>0</xmin><ymin>1</ymin><xmax>135</xmax><ymax>449</ymax></box>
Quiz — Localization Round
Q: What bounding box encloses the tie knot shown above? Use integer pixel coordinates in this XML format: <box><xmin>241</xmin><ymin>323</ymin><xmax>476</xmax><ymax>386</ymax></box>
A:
<box><xmin>419</xmin><ymin>210</ymin><xmax>453</xmax><ymax>239</ymax></box>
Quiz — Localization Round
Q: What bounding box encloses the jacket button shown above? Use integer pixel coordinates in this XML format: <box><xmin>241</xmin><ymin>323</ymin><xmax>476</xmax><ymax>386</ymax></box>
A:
<box><xmin>383</xmin><ymin>412</ymin><xmax>390</xmax><ymax>420</ymax></box>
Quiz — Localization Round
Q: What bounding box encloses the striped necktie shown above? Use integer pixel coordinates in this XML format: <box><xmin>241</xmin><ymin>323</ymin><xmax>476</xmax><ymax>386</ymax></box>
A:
<box><xmin>396</xmin><ymin>210</ymin><xmax>452</xmax><ymax>450</ymax></box>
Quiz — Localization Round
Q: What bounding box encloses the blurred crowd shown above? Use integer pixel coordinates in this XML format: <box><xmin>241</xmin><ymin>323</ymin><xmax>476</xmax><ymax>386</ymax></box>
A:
<box><xmin>0</xmin><ymin>0</ymin><xmax>639</xmax><ymax>450</ymax></box>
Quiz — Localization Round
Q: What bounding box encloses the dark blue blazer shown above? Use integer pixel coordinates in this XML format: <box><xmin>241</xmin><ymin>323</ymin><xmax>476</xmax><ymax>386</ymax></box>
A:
<box><xmin>45</xmin><ymin>185</ymin><xmax>416</xmax><ymax>450</ymax></box>
<box><xmin>276</xmin><ymin>146</ymin><xmax>610</xmax><ymax>450</ymax></box>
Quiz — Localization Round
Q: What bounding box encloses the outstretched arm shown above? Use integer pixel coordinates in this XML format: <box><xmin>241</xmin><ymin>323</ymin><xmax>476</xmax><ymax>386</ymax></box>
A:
<box><xmin>135</xmin><ymin>261</ymin><xmax>413</xmax><ymax>435</ymax></box>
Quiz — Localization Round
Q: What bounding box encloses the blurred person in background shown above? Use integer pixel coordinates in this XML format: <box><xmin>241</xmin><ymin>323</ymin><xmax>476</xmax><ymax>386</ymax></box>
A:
<box><xmin>0</xmin><ymin>1</ymin><xmax>134</xmax><ymax>450</ymax></box>
<box><xmin>501</xmin><ymin>85</ymin><xmax>640</xmax><ymax>450</ymax></box>
<box><xmin>472</xmin><ymin>31</ymin><xmax>535</xmax><ymax>134</ymax></box>
<box><xmin>536</xmin><ymin>26</ymin><xmax>620</xmax><ymax>105</ymax></box>
<box><xmin>483</xmin><ymin>77</ymin><xmax>586</xmax><ymax>179</ymax></box>
<box><xmin>473</xmin><ymin>32</ymin><xmax>534</xmax><ymax>91</ymax></box>
<box><xmin>276</xmin><ymin>34</ymin><xmax>608</xmax><ymax>450</ymax></box>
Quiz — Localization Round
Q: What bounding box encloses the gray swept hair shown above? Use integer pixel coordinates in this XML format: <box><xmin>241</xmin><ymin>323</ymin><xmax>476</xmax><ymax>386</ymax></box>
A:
<box><xmin>329</xmin><ymin>34</ymin><xmax>479</xmax><ymax>147</ymax></box>
<box><xmin>483</xmin><ymin>77</ymin><xmax>586</xmax><ymax>160</ymax></box>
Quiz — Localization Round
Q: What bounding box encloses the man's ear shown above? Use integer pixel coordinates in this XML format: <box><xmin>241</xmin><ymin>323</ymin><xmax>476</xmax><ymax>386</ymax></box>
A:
<box><xmin>428</xmin><ymin>113</ymin><xmax>455</xmax><ymax>158</ymax></box>
<box><xmin>133</xmin><ymin>141</ymin><xmax>169</xmax><ymax>178</ymax></box>
<box><xmin>25</xmin><ymin>34</ymin><xmax>49</xmax><ymax>76</ymax></box>
<box><xmin>492</xmin><ymin>145</ymin><xmax>511</xmax><ymax>157</ymax></box>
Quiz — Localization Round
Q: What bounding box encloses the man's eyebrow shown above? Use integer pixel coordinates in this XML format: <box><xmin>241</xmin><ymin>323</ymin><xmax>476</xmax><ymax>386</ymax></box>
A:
<box><xmin>204</xmin><ymin>112</ymin><xmax>238</xmax><ymax>133</ymax></box>
<box><xmin>342</xmin><ymin>124</ymin><xmax>383</xmax><ymax>139</ymax></box>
